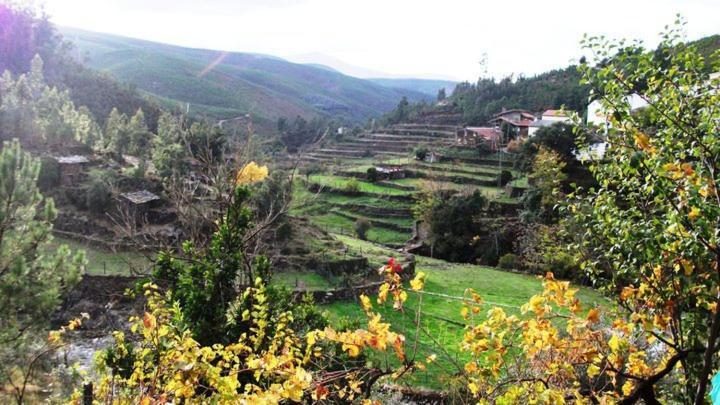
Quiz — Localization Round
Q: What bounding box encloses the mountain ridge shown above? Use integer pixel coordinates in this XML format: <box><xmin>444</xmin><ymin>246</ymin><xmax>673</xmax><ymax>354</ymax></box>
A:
<box><xmin>61</xmin><ymin>27</ymin><xmax>431</xmax><ymax>127</ymax></box>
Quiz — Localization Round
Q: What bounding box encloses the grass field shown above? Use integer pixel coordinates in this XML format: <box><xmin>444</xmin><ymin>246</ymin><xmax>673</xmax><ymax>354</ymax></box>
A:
<box><xmin>323</xmin><ymin>234</ymin><xmax>608</xmax><ymax>390</ymax></box>
<box><xmin>308</xmin><ymin>213</ymin><xmax>409</xmax><ymax>245</ymax></box>
<box><xmin>50</xmin><ymin>236</ymin><xmax>151</xmax><ymax>276</ymax></box>
<box><xmin>308</xmin><ymin>174</ymin><xmax>415</xmax><ymax>196</ymax></box>
<box><xmin>272</xmin><ymin>271</ymin><xmax>333</xmax><ymax>290</ymax></box>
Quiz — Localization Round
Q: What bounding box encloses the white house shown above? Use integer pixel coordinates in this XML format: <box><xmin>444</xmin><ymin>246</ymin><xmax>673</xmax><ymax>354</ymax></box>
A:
<box><xmin>586</xmin><ymin>94</ymin><xmax>649</xmax><ymax>126</ymax></box>
<box><xmin>540</xmin><ymin>109</ymin><xmax>571</xmax><ymax>122</ymax></box>
<box><xmin>528</xmin><ymin>109</ymin><xmax>572</xmax><ymax>137</ymax></box>
<box><xmin>574</xmin><ymin>142</ymin><xmax>608</xmax><ymax>162</ymax></box>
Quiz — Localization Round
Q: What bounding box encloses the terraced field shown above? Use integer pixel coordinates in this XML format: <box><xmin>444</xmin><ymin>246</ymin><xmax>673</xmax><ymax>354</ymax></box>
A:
<box><xmin>293</xmin><ymin>125</ymin><xmax>527</xmax><ymax>247</ymax></box>
<box><xmin>304</xmin><ymin>124</ymin><xmax>458</xmax><ymax>162</ymax></box>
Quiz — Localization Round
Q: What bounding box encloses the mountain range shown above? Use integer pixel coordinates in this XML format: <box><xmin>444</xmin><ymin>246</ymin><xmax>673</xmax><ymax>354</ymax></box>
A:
<box><xmin>61</xmin><ymin>27</ymin><xmax>452</xmax><ymax>128</ymax></box>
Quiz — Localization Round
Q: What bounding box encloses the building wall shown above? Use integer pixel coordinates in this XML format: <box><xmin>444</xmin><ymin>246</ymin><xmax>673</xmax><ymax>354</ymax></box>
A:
<box><xmin>541</xmin><ymin>115</ymin><xmax>570</xmax><ymax>122</ymax></box>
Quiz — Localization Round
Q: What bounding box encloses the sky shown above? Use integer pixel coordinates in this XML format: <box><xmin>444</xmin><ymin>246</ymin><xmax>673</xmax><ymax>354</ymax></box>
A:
<box><xmin>41</xmin><ymin>0</ymin><xmax>720</xmax><ymax>82</ymax></box>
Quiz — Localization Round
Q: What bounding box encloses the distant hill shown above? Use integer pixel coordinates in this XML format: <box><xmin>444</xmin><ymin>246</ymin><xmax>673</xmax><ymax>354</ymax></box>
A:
<box><xmin>61</xmin><ymin>28</ymin><xmax>430</xmax><ymax>127</ymax></box>
<box><xmin>0</xmin><ymin>5</ymin><xmax>162</xmax><ymax>130</ymax></box>
<box><xmin>369</xmin><ymin>78</ymin><xmax>457</xmax><ymax>97</ymax></box>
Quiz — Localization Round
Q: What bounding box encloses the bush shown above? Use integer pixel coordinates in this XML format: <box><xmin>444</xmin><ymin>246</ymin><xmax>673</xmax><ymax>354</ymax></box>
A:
<box><xmin>476</xmin><ymin>142</ymin><xmax>492</xmax><ymax>156</ymax></box>
<box><xmin>414</xmin><ymin>147</ymin><xmax>428</xmax><ymax>161</ymax></box>
<box><xmin>37</xmin><ymin>157</ymin><xmax>60</xmax><ymax>190</ymax></box>
<box><xmin>84</xmin><ymin>170</ymin><xmax>115</xmax><ymax>214</ymax></box>
<box><xmin>344</xmin><ymin>178</ymin><xmax>360</xmax><ymax>193</ymax></box>
<box><xmin>506</xmin><ymin>138</ymin><xmax>523</xmax><ymax>153</ymax></box>
<box><xmin>300</xmin><ymin>163</ymin><xmax>322</xmax><ymax>181</ymax></box>
<box><xmin>541</xmin><ymin>251</ymin><xmax>577</xmax><ymax>280</ymax></box>
<box><xmin>85</xmin><ymin>178</ymin><xmax>112</xmax><ymax>214</ymax></box>
<box><xmin>496</xmin><ymin>170</ymin><xmax>513</xmax><ymax>186</ymax></box>
<box><xmin>366</xmin><ymin>167</ymin><xmax>379</xmax><ymax>182</ymax></box>
<box><xmin>354</xmin><ymin>217</ymin><xmax>371</xmax><ymax>240</ymax></box>
<box><xmin>498</xmin><ymin>253</ymin><xmax>517</xmax><ymax>270</ymax></box>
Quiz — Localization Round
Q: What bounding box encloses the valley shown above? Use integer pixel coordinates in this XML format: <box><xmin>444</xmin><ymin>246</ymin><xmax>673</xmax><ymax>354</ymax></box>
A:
<box><xmin>1</xmin><ymin>2</ymin><xmax>719</xmax><ymax>403</ymax></box>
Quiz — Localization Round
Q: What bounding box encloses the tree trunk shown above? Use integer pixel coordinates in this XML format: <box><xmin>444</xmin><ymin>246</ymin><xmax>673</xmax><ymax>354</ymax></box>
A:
<box><xmin>694</xmin><ymin>292</ymin><xmax>720</xmax><ymax>405</ymax></box>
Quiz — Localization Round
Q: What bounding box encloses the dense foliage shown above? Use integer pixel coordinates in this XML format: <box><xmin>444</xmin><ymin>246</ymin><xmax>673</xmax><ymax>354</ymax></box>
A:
<box><xmin>516</xmin><ymin>122</ymin><xmax>579</xmax><ymax>172</ymax></box>
<box><xmin>452</xmin><ymin>67</ymin><xmax>590</xmax><ymax>125</ymax></box>
<box><xmin>0</xmin><ymin>56</ymin><xmax>102</xmax><ymax>147</ymax></box>
<box><xmin>277</xmin><ymin>115</ymin><xmax>328</xmax><ymax>152</ymax></box>
<box><xmin>563</xmin><ymin>22</ymin><xmax>720</xmax><ymax>402</ymax></box>
<box><xmin>0</xmin><ymin>140</ymin><xmax>84</xmax><ymax>403</ymax></box>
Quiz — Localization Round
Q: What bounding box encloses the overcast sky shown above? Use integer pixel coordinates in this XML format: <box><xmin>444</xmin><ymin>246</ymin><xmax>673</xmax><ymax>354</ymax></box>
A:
<box><xmin>42</xmin><ymin>0</ymin><xmax>719</xmax><ymax>82</ymax></box>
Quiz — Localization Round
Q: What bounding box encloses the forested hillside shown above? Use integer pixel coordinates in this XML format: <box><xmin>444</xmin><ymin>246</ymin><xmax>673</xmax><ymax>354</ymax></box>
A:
<box><xmin>451</xmin><ymin>66</ymin><xmax>589</xmax><ymax>125</ymax></box>
<box><xmin>61</xmin><ymin>28</ymin><xmax>430</xmax><ymax>127</ymax></box>
<box><xmin>403</xmin><ymin>34</ymin><xmax>720</xmax><ymax>127</ymax></box>
<box><xmin>0</xmin><ymin>5</ymin><xmax>162</xmax><ymax>129</ymax></box>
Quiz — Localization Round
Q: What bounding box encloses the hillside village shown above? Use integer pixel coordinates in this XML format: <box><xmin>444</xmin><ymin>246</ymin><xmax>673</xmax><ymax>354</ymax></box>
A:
<box><xmin>1</xmin><ymin>2</ymin><xmax>720</xmax><ymax>404</ymax></box>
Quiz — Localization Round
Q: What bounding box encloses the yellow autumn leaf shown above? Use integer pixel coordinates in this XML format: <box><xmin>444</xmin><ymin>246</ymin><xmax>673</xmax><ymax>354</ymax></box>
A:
<box><xmin>622</xmin><ymin>381</ymin><xmax>634</xmax><ymax>396</ymax></box>
<box><xmin>360</xmin><ymin>294</ymin><xmax>372</xmax><ymax>312</ymax></box>
<box><xmin>681</xmin><ymin>259</ymin><xmax>694</xmax><ymax>276</ymax></box>
<box><xmin>410</xmin><ymin>271</ymin><xmax>426</xmax><ymax>291</ymax></box>
<box><xmin>634</xmin><ymin>132</ymin><xmax>651</xmax><ymax>151</ymax></box>
<box><xmin>587</xmin><ymin>364</ymin><xmax>600</xmax><ymax>378</ymax></box>
<box><xmin>608</xmin><ymin>334</ymin><xmax>623</xmax><ymax>353</ymax></box>
<box><xmin>344</xmin><ymin>344</ymin><xmax>361</xmax><ymax>357</ymax></box>
<box><xmin>586</xmin><ymin>308</ymin><xmax>600</xmax><ymax>324</ymax></box>
<box><xmin>143</xmin><ymin>312</ymin><xmax>156</xmax><ymax>330</ymax></box>
<box><xmin>235</xmin><ymin>161</ymin><xmax>268</xmax><ymax>185</ymax></box>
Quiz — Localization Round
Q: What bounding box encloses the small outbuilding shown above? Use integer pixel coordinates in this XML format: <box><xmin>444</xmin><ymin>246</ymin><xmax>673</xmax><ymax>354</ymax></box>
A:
<box><xmin>118</xmin><ymin>190</ymin><xmax>162</xmax><ymax>224</ymax></box>
<box><xmin>54</xmin><ymin>155</ymin><xmax>91</xmax><ymax>186</ymax></box>
<box><xmin>120</xmin><ymin>190</ymin><xmax>161</xmax><ymax>207</ymax></box>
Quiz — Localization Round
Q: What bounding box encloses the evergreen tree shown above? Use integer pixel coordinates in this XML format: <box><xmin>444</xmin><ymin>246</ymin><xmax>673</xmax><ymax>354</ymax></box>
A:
<box><xmin>0</xmin><ymin>139</ymin><xmax>84</xmax><ymax>402</ymax></box>
<box><xmin>0</xmin><ymin>56</ymin><xmax>100</xmax><ymax>146</ymax></box>
<box><xmin>105</xmin><ymin>108</ymin><xmax>130</xmax><ymax>156</ymax></box>
<box><xmin>437</xmin><ymin>87</ymin><xmax>446</xmax><ymax>102</ymax></box>
<box><xmin>127</xmin><ymin>108</ymin><xmax>150</xmax><ymax>156</ymax></box>
<box><xmin>152</xmin><ymin>112</ymin><xmax>188</xmax><ymax>180</ymax></box>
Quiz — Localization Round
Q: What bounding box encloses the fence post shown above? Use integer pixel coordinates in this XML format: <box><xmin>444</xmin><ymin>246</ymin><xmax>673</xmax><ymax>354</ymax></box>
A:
<box><xmin>82</xmin><ymin>382</ymin><xmax>93</xmax><ymax>405</ymax></box>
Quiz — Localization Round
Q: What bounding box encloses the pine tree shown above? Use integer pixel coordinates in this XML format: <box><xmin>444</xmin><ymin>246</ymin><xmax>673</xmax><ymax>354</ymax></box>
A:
<box><xmin>437</xmin><ymin>87</ymin><xmax>446</xmax><ymax>101</ymax></box>
<box><xmin>152</xmin><ymin>112</ymin><xmax>188</xmax><ymax>180</ymax></box>
<box><xmin>105</xmin><ymin>107</ymin><xmax>130</xmax><ymax>156</ymax></box>
<box><xmin>0</xmin><ymin>139</ymin><xmax>84</xmax><ymax>402</ymax></box>
<box><xmin>127</xmin><ymin>108</ymin><xmax>149</xmax><ymax>156</ymax></box>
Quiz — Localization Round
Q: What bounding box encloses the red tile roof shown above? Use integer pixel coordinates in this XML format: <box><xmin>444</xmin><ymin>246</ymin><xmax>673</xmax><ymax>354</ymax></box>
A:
<box><xmin>466</xmin><ymin>127</ymin><xmax>501</xmax><ymax>140</ymax></box>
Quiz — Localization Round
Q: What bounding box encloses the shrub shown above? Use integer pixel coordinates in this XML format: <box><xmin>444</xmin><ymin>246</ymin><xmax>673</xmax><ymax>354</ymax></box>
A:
<box><xmin>300</xmin><ymin>163</ymin><xmax>322</xmax><ymax>181</ymax></box>
<box><xmin>541</xmin><ymin>251</ymin><xmax>577</xmax><ymax>280</ymax></box>
<box><xmin>366</xmin><ymin>167</ymin><xmax>379</xmax><ymax>182</ymax></box>
<box><xmin>344</xmin><ymin>178</ymin><xmax>360</xmax><ymax>193</ymax></box>
<box><xmin>414</xmin><ymin>147</ymin><xmax>428</xmax><ymax>161</ymax></box>
<box><xmin>132</xmin><ymin>158</ymin><xmax>147</xmax><ymax>178</ymax></box>
<box><xmin>496</xmin><ymin>170</ymin><xmax>513</xmax><ymax>186</ymax></box>
<box><xmin>84</xmin><ymin>170</ymin><xmax>116</xmax><ymax>214</ymax></box>
<box><xmin>498</xmin><ymin>253</ymin><xmax>517</xmax><ymax>270</ymax></box>
<box><xmin>354</xmin><ymin>217</ymin><xmax>371</xmax><ymax>240</ymax></box>
<box><xmin>37</xmin><ymin>157</ymin><xmax>60</xmax><ymax>190</ymax></box>
<box><xmin>506</xmin><ymin>138</ymin><xmax>523</xmax><ymax>153</ymax></box>
<box><xmin>476</xmin><ymin>142</ymin><xmax>492</xmax><ymax>156</ymax></box>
